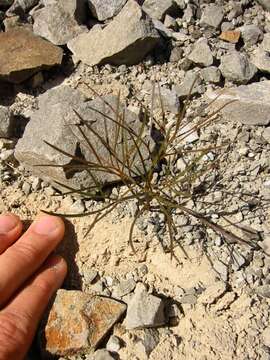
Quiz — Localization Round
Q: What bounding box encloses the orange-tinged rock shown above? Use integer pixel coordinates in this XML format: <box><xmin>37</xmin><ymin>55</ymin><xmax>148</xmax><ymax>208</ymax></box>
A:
<box><xmin>41</xmin><ymin>290</ymin><xmax>126</xmax><ymax>357</ymax></box>
<box><xmin>0</xmin><ymin>28</ymin><xmax>63</xmax><ymax>83</ymax></box>
<box><xmin>219</xmin><ymin>30</ymin><xmax>240</xmax><ymax>44</ymax></box>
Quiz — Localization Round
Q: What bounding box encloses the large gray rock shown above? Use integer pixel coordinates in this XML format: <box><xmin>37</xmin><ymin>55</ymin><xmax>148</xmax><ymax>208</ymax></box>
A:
<box><xmin>200</xmin><ymin>4</ymin><xmax>224</xmax><ymax>29</ymax></box>
<box><xmin>0</xmin><ymin>106</ymin><xmax>14</xmax><ymax>138</ymax></box>
<box><xmin>142</xmin><ymin>0</ymin><xmax>178</xmax><ymax>21</ymax></box>
<box><xmin>15</xmin><ymin>85</ymin><xmax>152</xmax><ymax>191</ymax></box>
<box><xmin>206</xmin><ymin>81</ymin><xmax>270</xmax><ymax>126</ymax></box>
<box><xmin>33</xmin><ymin>0</ymin><xmax>87</xmax><ymax>45</ymax></box>
<box><xmin>250</xmin><ymin>48</ymin><xmax>270</xmax><ymax>74</ymax></box>
<box><xmin>68</xmin><ymin>0</ymin><xmax>160</xmax><ymax>66</ymax></box>
<box><xmin>87</xmin><ymin>0</ymin><xmax>127</xmax><ymax>21</ymax></box>
<box><xmin>219</xmin><ymin>52</ymin><xmax>257</xmax><ymax>84</ymax></box>
<box><xmin>124</xmin><ymin>284</ymin><xmax>165</xmax><ymax>329</ymax></box>
<box><xmin>0</xmin><ymin>28</ymin><xmax>63</xmax><ymax>83</ymax></box>
<box><xmin>239</xmin><ymin>24</ymin><xmax>263</xmax><ymax>46</ymax></box>
<box><xmin>187</xmin><ymin>38</ymin><xmax>213</xmax><ymax>67</ymax></box>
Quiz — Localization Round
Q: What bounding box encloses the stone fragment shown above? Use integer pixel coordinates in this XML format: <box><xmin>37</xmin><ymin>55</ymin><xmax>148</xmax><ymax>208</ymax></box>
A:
<box><xmin>0</xmin><ymin>28</ymin><xmax>63</xmax><ymax>83</ymax></box>
<box><xmin>239</xmin><ymin>24</ymin><xmax>263</xmax><ymax>46</ymax></box>
<box><xmin>200</xmin><ymin>4</ymin><xmax>224</xmax><ymax>29</ymax></box>
<box><xmin>124</xmin><ymin>284</ymin><xmax>165</xmax><ymax>329</ymax></box>
<box><xmin>219</xmin><ymin>30</ymin><xmax>240</xmax><ymax>44</ymax></box>
<box><xmin>255</xmin><ymin>0</ymin><xmax>270</xmax><ymax>11</ymax></box>
<box><xmin>153</xmin><ymin>87</ymin><xmax>180</xmax><ymax>114</ymax></box>
<box><xmin>87</xmin><ymin>0</ymin><xmax>127</xmax><ymax>21</ymax></box>
<box><xmin>6</xmin><ymin>0</ymin><xmax>39</xmax><ymax>15</ymax></box>
<box><xmin>15</xmin><ymin>85</ymin><xmax>152</xmax><ymax>191</ymax></box>
<box><xmin>187</xmin><ymin>38</ymin><xmax>213</xmax><ymax>67</ymax></box>
<box><xmin>262</xmin><ymin>328</ymin><xmax>270</xmax><ymax>347</ymax></box>
<box><xmin>200</xmin><ymin>66</ymin><xmax>221</xmax><ymax>83</ymax></box>
<box><xmin>262</xmin><ymin>33</ymin><xmax>270</xmax><ymax>52</ymax></box>
<box><xmin>179</xmin><ymin>294</ymin><xmax>197</xmax><ymax>304</ymax></box>
<box><xmin>263</xmin><ymin>127</ymin><xmax>270</xmax><ymax>143</ymax></box>
<box><xmin>256</xmin><ymin>285</ymin><xmax>270</xmax><ymax>298</ymax></box>
<box><xmin>106</xmin><ymin>335</ymin><xmax>122</xmax><ymax>352</ymax></box>
<box><xmin>169</xmin><ymin>46</ymin><xmax>183</xmax><ymax>62</ymax></box>
<box><xmin>206</xmin><ymin>81</ymin><xmax>270</xmax><ymax>126</ymax></box>
<box><xmin>42</xmin><ymin>289</ymin><xmax>126</xmax><ymax>356</ymax></box>
<box><xmin>87</xmin><ymin>349</ymin><xmax>115</xmax><ymax>360</ymax></box>
<box><xmin>250</xmin><ymin>48</ymin><xmax>270</xmax><ymax>74</ymax></box>
<box><xmin>33</xmin><ymin>0</ymin><xmax>87</xmax><ymax>45</ymax></box>
<box><xmin>213</xmin><ymin>260</ymin><xmax>228</xmax><ymax>282</ymax></box>
<box><xmin>136</xmin><ymin>330</ymin><xmax>159</xmax><ymax>357</ymax></box>
<box><xmin>113</xmin><ymin>278</ymin><xmax>136</xmax><ymax>298</ymax></box>
<box><xmin>0</xmin><ymin>106</ymin><xmax>14</xmax><ymax>138</ymax></box>
<box><xmin>198</xmin><ymin>282</ymin><xmax>226</xmax><ymax>305</ymax></box>
<box><xmin>68</xmin><ymin>0</ymin><xmax>160</xmax><ymax>66</ymax></box>
<box><xmin>142</xmin><ymin>0</ymin><xmax>177</xmax><ymax>21</ymax></box>
<box><xmin>173</xmin><ymin>71</ymin><xmax>203</xmax><ymax>99</ymax></box>
<box><xmin>219</xmin><ymin>51</ymin><xmax>257</xmax><ymax>84</ymax></box>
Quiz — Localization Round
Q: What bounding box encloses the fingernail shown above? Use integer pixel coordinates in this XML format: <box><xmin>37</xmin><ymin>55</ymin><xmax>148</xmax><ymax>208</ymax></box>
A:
<box><xmin>33</xmin><ymin>216</ymin><xmax>60</xmax><ymax>235</ymax></box>
<box><xmin>0</xmin><ymin>214</ymin><xmax>19</xmax><ymax>234</ymax></box>
<box><xmin>46</xmin><ymin>255</ymin><xmax>65</xmax><ymax>271</ymax></box>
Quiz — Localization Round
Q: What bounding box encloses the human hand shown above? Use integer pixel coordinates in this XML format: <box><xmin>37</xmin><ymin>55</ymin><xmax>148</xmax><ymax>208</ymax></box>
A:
<box><xmin>0</xmin><ymin>213</ymin><xmax>67</xmax><ymax>360</ymax></box>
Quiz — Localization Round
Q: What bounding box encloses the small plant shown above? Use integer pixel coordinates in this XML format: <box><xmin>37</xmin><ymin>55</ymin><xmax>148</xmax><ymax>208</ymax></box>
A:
<box><xmin>41</xmin><ymin>81</ymin><xmax>261</xmax><ymax>258</ymax></box>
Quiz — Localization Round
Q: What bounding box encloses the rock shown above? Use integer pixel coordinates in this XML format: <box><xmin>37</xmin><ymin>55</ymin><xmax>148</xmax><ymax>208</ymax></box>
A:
<box><xmin>113</xmin><ymin>278</ymin><xmax>136</xmax><ymax>298</ymax></box>
<box><xmin>179</xmin><ymin>294</ymin><xmax>197</xmax><ymax>304</ymax></box>
<box><xmin>206</xmin><ymin>81</ymin><xmax>270</xmax><ymax>126</ymax></box>
<box><xmin>219</xmin><ymin>51</ymin><xmax>257</xmax><ymax>84</ymax></box>
<box><xmin>198</xmin><ymin>282</ymin><xmax>226</xmax><ymax>305</ymax></box>
<box><xmin>263</xmin><ymin>127</ymin><xmax>270</xmax><ymax>143</ymax></box>
<box><xmin>262</xmin><ymin>33</ymin><xmax>270</xmax><ymax>52</ymax></box>
<box><xmin>219</xmin><ymin>30</ymin><xmax>241</xmax><ymax>44</ymax></box>
<box><xmin>200</xmin><ymin>4</ymin><xmax>224</xmax><ymax>29</ymax></box>
<box><xmin>200</xmin><ymin>66</ymin><xmax>221</xmax><ymax>83</ymax></box>
<box><xmin>250</xmin><ymin>48</ymin><xmax>270</xmax><ymax>74</ymax></box>
<box><xmin>69</xmin><ymin>199</ymin><xmax>85</xmax><ymax>214</ymax></box>
<box><xmin>173</xmin><ymin>70</ymin><xmax>203</xmax><ymax>99</ymax></box>
<box><xmin>33</xmin><ymin>0</ymin><xmax>87</xmax><ymax>45</ymax></box>
<box><xmin>187</xmin><ymin>38</ymin><xmax>213</xmax><ymax>67</ymax></box>
<box><xmin>153</xmin><ymin>87</ymin><xmax>180</xmax><ymax>114</ymax></box>
<box><xmin>262</xmin><ymin>328</ymin><xmax>270</xmax><ymax>347</ymax></box>
<box><xmin>142</xmin><ymin>0</ymin><xmax>178</xmax><ymax>21</ymax></box>
<box><xmin>0</xmin><ymin>28</ymin><xmax>63</xmax><ymax>84</ymax></box>
<box><xmin>15</xmin><ymin>85</ymin><xmax>152</xmax><ymax>191</ymax></box>
<box><xmin>169</xmin><ymin>46</ymin><xmax>183</xmax><ymax>62</ymax></box>
<box><xmin>41</xmin><ymin>289</ymin><xmax>126</xmax><ymax>356</ymax></box>
<box><xmin>239</xmin><ymin>24</ymin><xmax>263</xmax><ymax>46</ymax></box>
<box><xmin>255</xmin><ymin>0</ymin><xmax>270</xmax><ymax>11</ymax></box>
<box><xmin>136</xmin><ymin>329</ymin><xmax>159</xmax><ymax>357</ymax></box>
<box><xmin>106</xmin><ymin>335</ymin><xmax>122</xmax><ymax>352</ymax></box>
<box><xmin>88</xmin><ymin>349</ymin><xmax>115</xmax><ymax>360</ymax></box>
<box><xmin>0</xmin><ymin>106</ymin><xmax>14</xmax><ymax>138</ymax></box>
<box><xmin>6</xmin><ymin>0</ymin><xmax>39</xmax><ymax>15</ymax></box>
<box><xmin>256</xmin><ymin>285</ymin><xmax>270</xmax><ymax>298</ymax></box>
<box><xmin>124</xmin><ymin>283</ymin><xmax>165</xmax><ymax>329</ymax></box>
<box><xmin>213</xmin><ymin>260</ymin><xmax>228</xmax><ymax>282</ymax></box>
<box><xmin>87</xmin><ymin>0</ymin><xmax>127</xmax><ymax>21</ymax></box>
<box><xmin>68</xmin><ymin>0</ymin><xmax>160</xmax><ymax>66</ymax></box>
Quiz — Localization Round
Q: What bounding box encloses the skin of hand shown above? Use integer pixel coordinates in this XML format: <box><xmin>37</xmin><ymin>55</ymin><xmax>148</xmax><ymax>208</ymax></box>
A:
<box><xmin>0</xmin><ymin>213</ymin><xmax>67</xmax><ymax>360</ymax></box>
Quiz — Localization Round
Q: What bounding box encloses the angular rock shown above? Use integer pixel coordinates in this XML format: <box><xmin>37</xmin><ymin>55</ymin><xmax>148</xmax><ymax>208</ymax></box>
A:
<box><xmin>187</xmin><ymin>38</ymin><xmax>213</xmax><ymax>67</ymax></box>
<box><xmin>198</xmin><ymin>282</ymin><xmax>226</xmax><ymax>305</ymax></box>
<box><xmin>0</xmin><ymin>106</ymin><xmax>14</xmax><ymax>138</ymax></box>
<box><xmin>68</xmin><ymin>0</ymin><xmax>160</xmax><ymax>66</ymax></box>
<box><xmin>200</xmin><ymin>4</ymin><xmax>224</xmax><ymax>29</ymax></box>
<box><xmin>219</xmin><ymin>51</ymin><xmax>257</xmax><ymax>84</ymax></box>
<box><xmin>89</xmin><ymin>350</ymin><xmax>115</xmax><ymax>360</ymax></box>
<box><xmin>263</xmin><ymin>127</ymin><xmax>270</xmax><ymax>143</ymax></box>
<box><xmin>250</xmin><ymin>48</ymin><xmax>270</xmax><ymax>74</ymax></box>
<box><xmin>6</xmin><ymin>0</ymin><xmax>39</xmax><ymax>15</ymax></box>
<box><xmin>33</xmin><ymin>0</ymin><xmax>87</xmax><ymax>45</ymax></box>
<box><xmin>173</xmin><ymin>71</ymin><xmax>204</xmax><ymax>99</ymax></box>
<box><xmin>15</xmin><ymin>85</ymin><xmax>152</xmax><ymax>191</ymax></box>
<box><xmin>262</xmin><ymin>33</ymin><xmax>270</xmax><ymax>52</ymax></box>
<box><xmin>255</xmin><ymin>0</ymin><xmax>270</xmax><ymax>11</ymax></box>
<box><xmin>219</xmin><ymin>30</ymin><xmax>240</xmax><ymax>44</ymax></box>
<box><xmin>239</xmin><ymin>24</ymin><xmax>263</xmax><ymax>46</ymax></box>
<box><xmin>0</xmin><ymin>28</ymin><xmax>63</xmax><ymax>83</ymax></box>
<box><xmin>142</xmin><ymin>0</ymin><xmax>178</xmax><ymax>21</ymax></box>
<box><xmin>153</xmin><ymin>87</ymin><xmax>180</xmax><ymax>114</ymax></box>
<box><xmin>124</xmin><ymin>283</ymin><xmax>165</xmax><ymax>329</ymax></box>
<box><xmin>88</xmin><ymin>0</ymin><xmax>127</xmax><ymax>21</ymax></box>
<box><xmin>200</xmin><ymin>66</ymin><xmax>221</xmax><ymax>83</ymax></box>
<box><xmin>113</xmin><ymin>278</ymin><xmax>136</xmax><ymax>298</ymax></box>
<box><xmin>41</xmin><ymin>290</ymin><xmax>126</xmax><ymax>356</ymax></box>
<box><xmin>256</xmin><ymin>285</ymin><xmax>270</xmax><ymax>298</ymax></box>
<box><xmin>206</xmin><ymin>81</ymin><xmax>270</xmax><ymax>126</ymax></box>
<box><xmin>106</xmin><ymin>335</ymin><xmax>122</xmax><ymax>352</ymax></box>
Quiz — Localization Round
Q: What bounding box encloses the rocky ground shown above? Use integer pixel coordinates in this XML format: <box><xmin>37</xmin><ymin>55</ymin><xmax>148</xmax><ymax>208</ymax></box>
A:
<box><xmin>1</xmin><ymin>0</ymin><xmax>270</xmax><ymax>359</ymax></box>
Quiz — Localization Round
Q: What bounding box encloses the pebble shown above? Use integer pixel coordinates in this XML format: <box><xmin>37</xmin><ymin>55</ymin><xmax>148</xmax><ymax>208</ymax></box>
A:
<box><xmin>198</xmin><ymin>281</ymin><xmax>226</xmax><ymax>305</ymax></box>
<box><xmin>106</xmin><ymin>335</ymin><xmax>122</xmax><ymax>353</ymax></box>
<box><xmin>112</xmin><ymin>278</ymin><xmax>136</xmax><ymax>298</ymax></box>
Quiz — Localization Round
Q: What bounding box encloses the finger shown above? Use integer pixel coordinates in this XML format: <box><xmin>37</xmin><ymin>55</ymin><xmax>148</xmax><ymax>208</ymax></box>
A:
<box><xmin>0</xmin><ymin>214</ymin><xmax>23</xmax><ymax>254</ymax></box>
<box><xmin>0</xmin><ymin>215</ymin><xmax>65</xmax><ymax>307</ymax></box>
<box><xmin>0</xmin><ymin>255</ymin><xmax>67</xmax><ymax>360</ymax></box>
